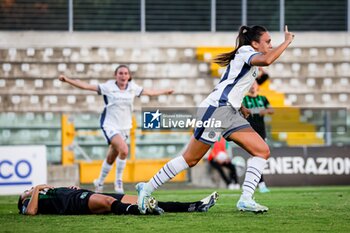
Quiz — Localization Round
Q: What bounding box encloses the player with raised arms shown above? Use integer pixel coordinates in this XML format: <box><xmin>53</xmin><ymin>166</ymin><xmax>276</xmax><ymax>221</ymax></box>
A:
<box><xmin>59</xmin><ymin>65</ymin><xmax>173</xmax><ymax>194</ymax></box>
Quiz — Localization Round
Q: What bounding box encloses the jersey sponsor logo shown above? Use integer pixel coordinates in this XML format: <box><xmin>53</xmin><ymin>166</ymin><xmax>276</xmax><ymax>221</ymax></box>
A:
<box><xmin>39</xmin><ymin>189</ymin><xmax>49</xmax><ymax>195</ymax></box>
<box><xmin>113</xmin><ymin>97</ymin><xmax>132</xmax><ymax>101</ymax></box>
<box><xmin>109</xmin><ymin>130</ymin><xmax>115</xmax><ymax>135</ymax></box>
<box><xmin>80</xmin><ymin>192</ymin><xmax>89</xmax><ymax>199</ymax></box>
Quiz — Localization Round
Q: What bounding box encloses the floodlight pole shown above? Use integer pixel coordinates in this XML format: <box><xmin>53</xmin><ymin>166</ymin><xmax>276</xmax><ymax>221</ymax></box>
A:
<box><xmin>242</xmin><ymin>0</ymin><xmax>247</xmax><ymax>26</ymax></box>
<box><xmin>348</xmin><ymin>0</ymin><xmax>350</xmax><ymax>31</ymax></box>
<box><xmin>68</xmin><ymin>0</ymin><xmax>73</xmax><ymax>32</ymax></box>
<box><xmin>211</xmin><ymin>0</ymin><xmax>216</xmax><ymax>32</ymax></box>
<box><xmin>141</xmin><ymin>0</ymin><xmax>146</xmax><ymax>33</ymax></box>
<box><xmin>280</xmin><ymin>0</ymin><xmax>285</xmax><ymax>32</ymax></box>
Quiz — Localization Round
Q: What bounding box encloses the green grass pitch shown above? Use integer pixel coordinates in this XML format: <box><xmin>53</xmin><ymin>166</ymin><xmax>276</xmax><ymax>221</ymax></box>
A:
<box><xmin>0</xmin><ymin>186</ymin><xmax>349</xmax><ymax>233</ymax></box>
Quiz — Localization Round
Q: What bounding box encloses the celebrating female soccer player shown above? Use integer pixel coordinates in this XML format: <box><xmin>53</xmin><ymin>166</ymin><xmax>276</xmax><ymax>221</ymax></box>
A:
<box><xmin>59</xmin><ymin>65</ymin><xmax>173</xmax><ymax>194</ymax></box>
<box><xmin>137</xmin><ymin>25</ymin><xmax>294</xmax><ymax>213</ymax></box>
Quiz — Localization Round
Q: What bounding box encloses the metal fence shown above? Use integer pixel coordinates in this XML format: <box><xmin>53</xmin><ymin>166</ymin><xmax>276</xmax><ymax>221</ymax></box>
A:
<box><xmin>0</xmin><ymin>0</ymin><xmax>349</xmax><ymax>32</ymax></box>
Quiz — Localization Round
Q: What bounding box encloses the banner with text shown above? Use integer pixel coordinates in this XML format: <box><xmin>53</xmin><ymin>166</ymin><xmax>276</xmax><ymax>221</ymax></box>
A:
<box><xmin>232</xmin><ymin>146</ymin><xmax>350</xmax><ymax>186</ymax></box>
<box><xmin>0</xmin><ymin>146</ymin><xmax>47</xmax><ymax>195</ymax></box>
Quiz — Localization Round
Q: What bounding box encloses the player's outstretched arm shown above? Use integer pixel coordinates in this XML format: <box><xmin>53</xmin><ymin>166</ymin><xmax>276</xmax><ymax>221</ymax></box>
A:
<box><xmin>59</xmin><ymin>74</ymin><xmax>98</xmax><ymax>92</ymax></box>
<box><xmin>142</xmin><ymin>88</ymin><xmax>174</xmax><ymax>97</ymax></box>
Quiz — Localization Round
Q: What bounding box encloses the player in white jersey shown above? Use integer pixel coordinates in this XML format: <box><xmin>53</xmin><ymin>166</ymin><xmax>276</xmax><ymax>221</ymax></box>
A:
<box><xmin>137</xmin><ymin>25</ymin><xmax>294</xmax><ymax>213</ymax></box>
<box><xmin>59</xmin><ymin>65</ymin><xmax>173</xmax><ymax>194</ymax></box>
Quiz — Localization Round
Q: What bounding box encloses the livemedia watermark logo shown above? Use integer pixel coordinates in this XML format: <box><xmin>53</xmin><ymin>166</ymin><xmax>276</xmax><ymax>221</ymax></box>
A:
<box><xmin>142</xmin><ymin>107</ymin><xmax>222</xmax><ymax>131</ymax></box>
<box><xmin>143</xmin><ymin>109</ymin><xmax>162</xmax><ymax>129</ymax></box>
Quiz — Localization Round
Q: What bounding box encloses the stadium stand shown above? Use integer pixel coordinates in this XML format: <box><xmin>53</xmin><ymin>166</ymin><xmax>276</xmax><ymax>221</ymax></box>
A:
<box><xmin>0</xmin><ymin>47</ymin><xmax>211</xmax><ymax>113</ymax></box>
<box><xmin>1</xmin><ymin>45</ymin><xmax>350</xmax><ymax>149</ymax></box>
<box><xmin>0</xmin><ymin>45</ymin><xmax>212</xmax><ymax>167</ymax></box>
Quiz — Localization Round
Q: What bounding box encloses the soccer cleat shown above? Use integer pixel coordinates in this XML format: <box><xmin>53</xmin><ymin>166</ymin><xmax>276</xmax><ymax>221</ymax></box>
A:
<box><xmin>114</xmin><ymin>180</ymin><xmax>124</xmax><ymax>194</ymax></box>
<box><xmin>135</xmin><ymin>182</ymin><xmax>152</xmax><ymax>214</ymax></box>
<box><xmin>197</xmin><ymin>191</ymin><xmax>219</xmax><ymax>212</ymax></box>
<box><xmin>146</xmin><ymin>196</ymin><xmax>164</xmax><ymax>215</ymax></box>
<box><xmin>93</xmin><ymin>179</ymin><xmax>103</xmax><ymax>193</ymax></box>
<box><xmin>236</xmin><ymin>196</ymin><xmax>268</xmax><ymax>213</ymax></box>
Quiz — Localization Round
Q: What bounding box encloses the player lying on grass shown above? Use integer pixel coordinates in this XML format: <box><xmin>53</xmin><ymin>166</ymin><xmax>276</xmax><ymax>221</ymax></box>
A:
<box><xmin>18</xmin><ymin>184</ymin><xmax>218</xmax><ymax>216</ymax></box>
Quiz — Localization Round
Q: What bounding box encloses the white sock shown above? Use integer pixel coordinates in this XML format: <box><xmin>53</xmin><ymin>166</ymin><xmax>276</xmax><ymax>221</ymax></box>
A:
<box><xmin>241</xmin><ymin>157</ymin><xmax>267</xmax><ymax>199</ymax></box>
<box><xmin>116</xmin><ymin>157</ymin><xmax>127</xmax><ymax>183</ymax></box>
<box><xmin>146</xmin><ymin>156</ymin><xmax>189</xmax><ymax>193</ymax></box>
<box><xmin>97</xmin><ymin>159</ymin><xmax>112</xmax><ymax>185</ymax></box>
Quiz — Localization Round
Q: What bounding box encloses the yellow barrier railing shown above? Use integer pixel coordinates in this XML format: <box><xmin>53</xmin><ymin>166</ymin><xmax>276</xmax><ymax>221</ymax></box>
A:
<box><xmin>61</xmin><ymin>114</ymin><xmax>188</xmax><ymax>183</ymax></box>
<box><xmin>61</xmin><ymin>114</ymin><xmax>75</xmax><ymax>165</ymax></box>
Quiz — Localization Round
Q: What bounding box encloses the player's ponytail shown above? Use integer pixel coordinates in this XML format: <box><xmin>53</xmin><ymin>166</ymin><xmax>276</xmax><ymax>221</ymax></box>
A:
<box><xmin>214</xmin><ymin>25</ymin><xmax>267</xmax><ymax>67</ymax></box>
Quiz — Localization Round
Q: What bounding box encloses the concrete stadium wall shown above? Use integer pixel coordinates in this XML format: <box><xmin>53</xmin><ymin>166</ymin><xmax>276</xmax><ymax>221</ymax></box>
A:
<box><xmin>1</xmin><ymin>32</ymin><xmax>349</xmax><ymax>48</ymax></box>
<box><xmin>47</xmin><ymin>164</ymin><xmax>79</xmax><ymax>187</ymax></box>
